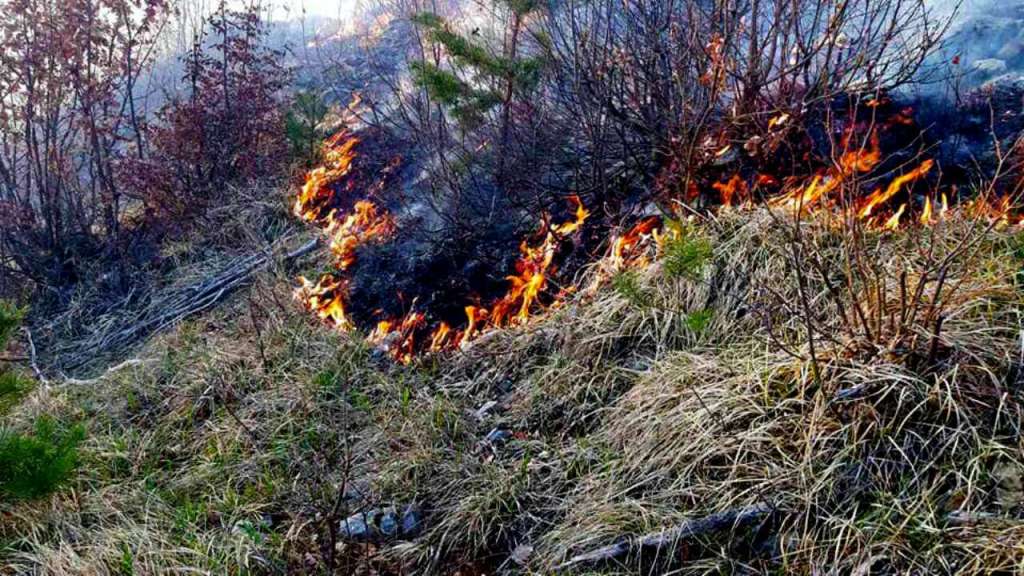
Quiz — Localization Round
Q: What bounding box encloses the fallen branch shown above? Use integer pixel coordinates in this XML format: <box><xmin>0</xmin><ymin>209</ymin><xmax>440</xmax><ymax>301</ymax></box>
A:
<box><xmin>52</xmin><ymin>237</ymin><xmax>320</xmax><ymax>376</ymax></box>
<box><xmin>61</xmin><ymin>359</ymin><xmax>152</xmax><ymax>386</ymax></box>
<box><xmin>557</xmin><ymin>504</ymin><xmax>773</xmax><ymax>570</ymax></box>
<box><xmin>23</xmin><ymin>327</ymin><xmax>47</xmax><ymax>384</ymax></box>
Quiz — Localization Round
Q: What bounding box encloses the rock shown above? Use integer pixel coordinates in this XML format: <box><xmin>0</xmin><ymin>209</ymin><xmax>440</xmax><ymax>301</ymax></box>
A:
<box><xmin>996</xmin><ymin>40</ymin><xmax>1024</xmax><ymax>62</ymax></box>
<box><xmin>339</xmin><ymin>505</ymin><xmax>421</xmax><ymax>542</ymax></box>
<box><xmin>473</xmin><ymin>400</ymin><xmax>498</xmax><ymax>420</ymax></box>
<box><xmin>993</xmin><ymin>462</ymin><xmax>1024</xmax><ymax>510</ymax></box>
<box><xmin>485</xmin><ymin>427</ymin><xmax>512</xmax><ymax>444</ymax></box>
<box><xmin>973</xmin><ymin>58</ymin><xmax>1008</xmax><ymax>77</ymax></box>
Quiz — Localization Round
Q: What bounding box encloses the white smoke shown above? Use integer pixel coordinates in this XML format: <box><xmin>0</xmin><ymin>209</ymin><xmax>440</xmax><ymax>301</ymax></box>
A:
<box><xmin>927</xmin><ymin>0</ymin><xmax>1024</xmax><ymax>86</ymax></box>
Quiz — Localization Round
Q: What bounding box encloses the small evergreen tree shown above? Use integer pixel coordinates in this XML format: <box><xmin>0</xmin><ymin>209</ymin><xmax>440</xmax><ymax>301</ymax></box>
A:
<box><xmin>0</xmin><ymin>302</ymin><xmax>29</xmax><ymax>413</ymax></box>
<box><xmin>285</xmin><ymin>91</ymin><xmax>329</xmax><ymax>167</ymax></box>
<box><xmin>410</xmin><ymin>4</ymin><xmax>542</xmax><ymax>130</ymax></box>
<box><xmin>0</xmin><ymin>301</ymin><xmax>83</xmax><ymax>501</ymax></box>
<box><xmin>0</xmin><ymin>416</ymin><xmax>84</xmax><ymax>501</ymax></box>
<box><xmin>409</xmin><ymin>1</ymin><xmax>545</xmax><ymax>190</ymax></box>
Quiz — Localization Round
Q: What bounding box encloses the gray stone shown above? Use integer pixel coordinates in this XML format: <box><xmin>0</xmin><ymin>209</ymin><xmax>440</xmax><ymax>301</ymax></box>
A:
<box><xmin>485</xmin><ymin>427</ymin><xmax>512</xmax><ymax>444</ymax></box>
<box><xmin>509</xmin><ymin>543</ymin><xmax>534</xmax><ymax>566</ymax></box>
<box><xmin>339</xmin><ymin>505</ymin><xmax>421</xmax><ymax>542</ymax></box>
<box><xmin>974</xmin><ymin>58</ymin><xmax>1008</xmax><ymax>76</ymax></box>
<box><xmin>473</xmin><ymin>400</ymin><xmax>498</xmax><ymax>420</ymax></box>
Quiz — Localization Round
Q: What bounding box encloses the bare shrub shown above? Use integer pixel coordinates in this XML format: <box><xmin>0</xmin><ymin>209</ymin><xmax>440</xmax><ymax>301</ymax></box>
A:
<box><xmin>121</xmin><ymin>1</ymin><xmax>290</xmax><ymax>223</ymax></box>
<box><xmin>0</xmin><ymin>0</ymin><xmax>169</xmax><ymax>290</ymax></box>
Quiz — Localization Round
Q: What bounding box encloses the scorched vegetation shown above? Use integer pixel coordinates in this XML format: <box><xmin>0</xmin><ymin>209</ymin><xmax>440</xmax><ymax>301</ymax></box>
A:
<box><xmin>2</xmin><ymin>0</ymin><xmax>1024</xmax><ymax>574</ymax></box>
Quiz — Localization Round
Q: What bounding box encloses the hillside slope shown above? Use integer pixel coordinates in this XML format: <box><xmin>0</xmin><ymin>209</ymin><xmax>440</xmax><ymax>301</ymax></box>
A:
<box><xmin>2</xmin><ymin>207</ymin><xmax>1024</xmax><ymax>575</ymax></box>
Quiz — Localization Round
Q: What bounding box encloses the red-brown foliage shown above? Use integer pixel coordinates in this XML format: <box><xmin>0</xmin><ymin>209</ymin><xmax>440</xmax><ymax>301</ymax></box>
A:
<box><xmin>0</xmin><ymin>0</ymin><xmax>168</xmax><ymax>290</ymax></box>
<box><xmin>122</xmin><ymin>2</ymin><xmax>290</xmax><ymax>222</ymax></box>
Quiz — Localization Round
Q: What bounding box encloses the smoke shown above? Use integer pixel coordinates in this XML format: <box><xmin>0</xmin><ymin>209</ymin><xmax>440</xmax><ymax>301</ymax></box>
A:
<box><xmin>925</xmin><ymin>0</ymin><xmax>1024</xmax><ymax>87</ymax></box>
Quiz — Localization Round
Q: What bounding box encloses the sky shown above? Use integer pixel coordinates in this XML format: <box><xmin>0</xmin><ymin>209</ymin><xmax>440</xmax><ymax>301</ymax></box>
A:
<box><xmin>273</xmin><ymin>0</ymin><xmax>360</xmax><ymax>21</ymax></box>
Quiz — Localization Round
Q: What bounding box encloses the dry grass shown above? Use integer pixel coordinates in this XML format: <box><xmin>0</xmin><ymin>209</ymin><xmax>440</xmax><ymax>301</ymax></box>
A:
<box><xmin>3</xmin><ymin>206</ymin><xmax>1024</xmax><ymax>575</ymax></box>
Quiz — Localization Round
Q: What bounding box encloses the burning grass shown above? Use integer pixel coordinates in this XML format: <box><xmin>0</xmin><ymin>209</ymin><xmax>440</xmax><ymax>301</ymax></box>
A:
<box><xmin>292</xmin><ymin>128</ymin><xmax>593</xmax><ymax>363</ymax></box>
<box><xmin>291</xmin><ymin>94</ymin><xmax>1024</xmax><ymax>370</ymax></box>
<box><xmin>2</xmin><ymin>203</ymin><xmax>1023</xmax><ymax>574</ymax></box>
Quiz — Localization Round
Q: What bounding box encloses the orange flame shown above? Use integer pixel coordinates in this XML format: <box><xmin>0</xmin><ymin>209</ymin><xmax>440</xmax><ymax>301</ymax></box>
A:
<box><xmin>294</xmin><ymin>131</ymin><xmax>360</xmax><ymax>223</ymax></box>
<box><xmin>296</xmin><ymin>274</ymin><xmax>352</xmax><ymax>329</ymax></box>
<box><xmin>770</xmin><ymin>130</ymin><xmax>882</xmax><ymax>212</ymax></box>
<box><xmin>488</xmin><ymin>196</ymin><xmax>590</xmax><ymax>327</ymax></box>
<box><xmin>768</xmin><ymin>113</ymin><xmax>790</xmax><ymax>130</ymax></box>
<box><xmin>326</xmin><ymin>200</ymin><xmax>395</xmax><ymax>269</ymax></box>
<box><xmin>292</xmin><ymin>133</ymin><xmax>394</xmax><ymax>337</ymax></box>
<box><xmin>858</xmin><ymin>159</ymin><xmax>934</xmax><ymax>218</ymax></box>
<box><xmin>713</xmin><ymin>174</ymin><xmax>747</xmax><ymax>207</ymax></box>
<box><xmin>430</xmin><ymin>322</ymin><xmax>452</xmax><ymax>352</ymax></box>
<box><xmin>295</xmin><ymin>137</ymin><xmax>592</xmax><ymax>361</ymax></box>
<box><xmin>883</xmin><ymin>203</ymin><xmax>906</xmax><ymax>231</ymax></box>
<box><xmin>920</xmin><ymin>196</ymin><xmax>933</xmax><ymax>225</ymax></box>
<box><xmin>610</xmin><ymin>216</ymin><xmax>662</xmax><ymax>269</ymax></box>
<box><xmin>463</xmin><ymin>305</ymin><xmax>483</xmax><ymax>343</ymax></box>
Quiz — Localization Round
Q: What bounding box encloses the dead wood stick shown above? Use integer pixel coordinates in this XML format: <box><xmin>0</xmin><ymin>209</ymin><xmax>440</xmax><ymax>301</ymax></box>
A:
<box><xmin>557</xmin><ymin>504</ymin><xmax>772</xmax><ymax>570</ymax></box>
<box><xmin>23</xmin><ymin>327</ymin><xmax>47</xmax><ymax>384</ymax></box>
<box><xmin>61</xmin><ymin>238</ymin><xmax>321</xmax><ymax>374</ymax></box>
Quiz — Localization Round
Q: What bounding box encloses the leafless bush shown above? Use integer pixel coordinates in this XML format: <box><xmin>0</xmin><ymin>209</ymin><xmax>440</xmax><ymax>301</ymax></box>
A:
<box><xmin>759</xmin><ymin>106</ymin><xmax>1023</xmax><ymax>384</ymax></box>
<box><xmin>0</xmin><ymin>0</ymin><xmax>170</xmax><ymax>292</ymax></box>
<box><xmin>542</xmin><ymin>0</ymin><xmax>951</xmax><ymax>210</ymax></box>
<box><xmin>359</xmin><ymin>0</ymin><xmax>952</xmax><ymax>245</ymax></box>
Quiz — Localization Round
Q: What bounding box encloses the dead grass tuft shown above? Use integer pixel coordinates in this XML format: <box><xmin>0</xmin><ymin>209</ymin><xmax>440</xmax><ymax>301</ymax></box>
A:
<box><xmin>3</xmin><ymin>205</ymin><xmax>1024</xmax><ymax>574</ymax></box>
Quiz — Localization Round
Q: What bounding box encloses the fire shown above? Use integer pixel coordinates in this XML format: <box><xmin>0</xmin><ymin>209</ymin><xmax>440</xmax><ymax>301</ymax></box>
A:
<box><xmin>296</xmin><ymin>274</ymin><xmax>352</xmax><ymax>329</ymax></box>
<box><xmin>610</xmin><ymin>216</ymin><xmax>662</xmax><ymax>269</ymax></box>
<box><xmin>768</xmin><ymin>113</ymin><xmax>790</xmax><ymax>130</ymax></box>
<box><xmin>326</xmin><ymin>200</ymin><xmax>394</xmax><ymax>269</ymax></box>
<box><xmin>487</xmin><ymin>195</ymin><xmax>590</xmax><ymax>327</ymax></box>
<box><xmin>369</xmin><ymin>195</ymin><xmax>589</xmax><ymax>360</ymax></box>
<box><xmin>713</xmin><ymin>174</ymin><xmax>747</xmax><ymax>207</ymax></box>
<box><xmin>883</xmin><ymin>203</ymin><xmax>906</xmax><ymax>231</ymax></box>
<box><xmin>296</xmin><ymin>106</ymin><xmax>1017</xmax><ymax>364</ymax></box>
<box><xmin>290</xmin><ymin>131</ymin><xmax>397</xmax><ymax>338</ymax></box>
<box><xmin>838</xmin><ymin>130</ymin><xmax>882</xmax><ymax>174</ymax></box>
<box><xmin>858</xmin><ymin>159</ymin><xmax>934</xmax><ymax>218</ymax></box>
<box><xmin>758</xmin><ymin>124</ymin><xmax>949</xmax><ymax>232</ymax></box>
<box><xmin>463</xmin><ymin>305</ymin><xmax>483</xmax><ymax>342</ymax></box>
<box><xmin>292</xmin><ymin>198</ymin><xmax>394</xmax><ymax>335</ymax></box>
<box><xmin>963</xmin><ymin>194</ymin><xmax>1024</xmax><ymax>229</ymax></box>
<box><xmin>771</xmin><ymin>174</ymin><xmax>837</xmax><ymax>212</ymax></box>
<box><xmin>430</xmin><ymin>322</ymin><xmax>452</xmax><ymax>352</ymax></box>
<box><xmin>294</xmin><ymin>129</ymin><xmax>592</xmax><ymax>362</ymax></box>
<box><xmin>920</xmin><ymin>196</ymin><xmax>933</xmax><ymax>225</ymax></box>
<box><xmin>293</xmin><ymin>131</ymin><xmax>360</xmax><ymax>223</ymax></box>
<box><xmin>369</xmin><ymin>320</ymin><xmax>393</xmax><ymax>342</ymax></box>
<box><xmin>769</xmin><ymin>130</ymin><xmax>882</xmax><ymax>213</ymax></box>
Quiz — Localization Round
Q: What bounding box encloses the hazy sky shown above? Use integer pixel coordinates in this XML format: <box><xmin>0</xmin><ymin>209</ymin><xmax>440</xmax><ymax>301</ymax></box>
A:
<box><xmin>275</xmin><ymin>0</ymin><xmax>359</xmax><ymax>20</ymax></box>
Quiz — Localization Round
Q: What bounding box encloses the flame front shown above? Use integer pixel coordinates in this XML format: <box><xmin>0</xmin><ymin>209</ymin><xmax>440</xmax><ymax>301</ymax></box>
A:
<box><xmin>296</xmin><ymin>274</ymin><xmax>352</xmax><ymax>330</ymax></box>
<box><xmin>858</xmin><ymin>159</ymin><xmax>934</xmax><ymax>219</ymax></box>
<box><xmin>294</xmin><ymin>129</ymin><xmax>591</xmax><ymax>362</ymax></box>
<box><xmin>487</xmin><ymin>195</ymin><xmax>589</xmax><ymax>327</ymax></box>
<box><xmin>292</xmin><ymin>130</ymin><xmax>395</xmax><ymax>338</ymax></box>
<box><xmin>296</xmin><ymin>108</ymin><xmax>1024</xmax><ymax>364</ymax></box>
<box><xmin>326</xmin><ymin>200</ymin><xmax>394</xmax><ymax>270</ymax></box>
<box><xmin>770</xmin><ymin>129</ymin><xmax>881</xmax><ymax>212</ymax></box>
<box><xmin>294</xmin><ymin>131</ymin><xmax>361</xmax><ymax>223</ymax></box>
<box><xmin>610</xmin><ymin>216</ymin><xmax>661</xmax><ymax>269</ymax></box>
